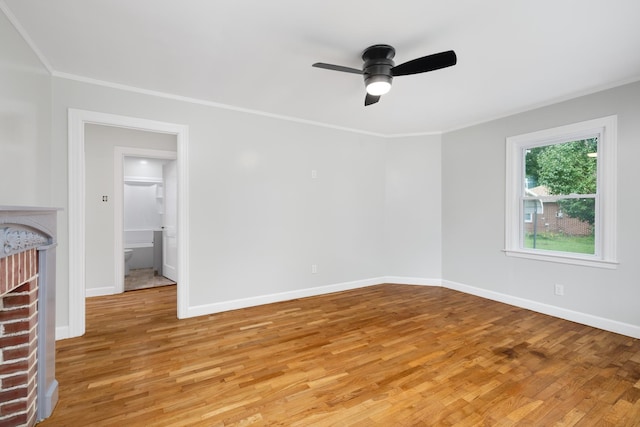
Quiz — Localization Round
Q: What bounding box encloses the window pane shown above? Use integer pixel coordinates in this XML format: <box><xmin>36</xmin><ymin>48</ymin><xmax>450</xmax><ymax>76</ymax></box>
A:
<box><xmin>524</xmin><ymin>138</ymin><xmax>598</xmax><ymax>195</ymax></box>
<box><xmin>523</xmin><ymin>198</ymin><xmax>595</xmax><ymax>254</ymax></box>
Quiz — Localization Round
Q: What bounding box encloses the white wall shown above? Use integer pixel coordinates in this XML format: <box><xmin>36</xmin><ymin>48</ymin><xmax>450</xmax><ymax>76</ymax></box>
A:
<box><xmin>0</xmin><ymin>11</ymin><xmax>51</xmax><ymax>206</ymax></box>
<box><xmin>84</xmin><ymin>124</ymin><xmax>176</xmax><ymax>293</ymax></box>
<box><xmin>384</xmin><ymin>135</ymin><xmax>442</xmax><ymax>281</ymax></box>
<box><xmin>52</xmin><ymin>77</ymin><xmax>391</xmax><ymax>328</ymax></box>
<box><xmin>442</xmin><ymin>81</ymin><xmax>640</xmax><ymax>331</ymax></box>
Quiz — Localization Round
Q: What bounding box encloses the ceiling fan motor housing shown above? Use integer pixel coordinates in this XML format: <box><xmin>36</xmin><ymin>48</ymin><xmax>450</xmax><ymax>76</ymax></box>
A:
<box><xmin>362</xmin><ymin>44</ymin><xmax>395</xmax><ymax>91</ymax></box>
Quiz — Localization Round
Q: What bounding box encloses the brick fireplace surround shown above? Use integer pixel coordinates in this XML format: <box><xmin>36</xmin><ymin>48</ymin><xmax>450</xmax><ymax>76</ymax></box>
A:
<box><xmin>0</xmin><ymin>208</ymin><xmax>59</xmax><ymax>427</ymax></box>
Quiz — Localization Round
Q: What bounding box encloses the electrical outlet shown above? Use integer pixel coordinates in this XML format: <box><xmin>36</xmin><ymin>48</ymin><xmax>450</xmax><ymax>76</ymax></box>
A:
<box><xmin>554</xmin><ymin>284</ymin><xmax>564</xmax><ymax>296</ymax></box>
<box><xmin>311</xmin><ymin>264</ymin><xmax>317</xmax><ymax>274</ymax></box>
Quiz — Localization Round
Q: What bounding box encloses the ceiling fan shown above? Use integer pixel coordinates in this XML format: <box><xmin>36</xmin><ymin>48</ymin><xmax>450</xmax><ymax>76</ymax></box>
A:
<box><xmin>312</xmin><ymin>44</ymin><xmax>457</xmax><ymax>106</ymax></box>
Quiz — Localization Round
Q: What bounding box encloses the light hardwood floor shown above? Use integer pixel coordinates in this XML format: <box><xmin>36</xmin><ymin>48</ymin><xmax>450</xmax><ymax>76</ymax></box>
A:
<box><xmin>39</xmin><ymin>284</ymin><xmax>640</xmax><ymax>426</ymax></box>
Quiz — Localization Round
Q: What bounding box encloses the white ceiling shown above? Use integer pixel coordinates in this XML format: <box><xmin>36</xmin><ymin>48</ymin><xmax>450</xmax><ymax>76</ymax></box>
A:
<box><xmin>3</xmin><ymin>0</ymin><xmax>640</xmax><ymax>135</ymax></box>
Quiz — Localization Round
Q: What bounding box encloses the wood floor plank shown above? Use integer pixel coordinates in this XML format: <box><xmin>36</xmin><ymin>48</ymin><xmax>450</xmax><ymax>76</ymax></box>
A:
<box><xmin>37</xmin><ymin>284</ymin><xmax>640</xmax><ymax>426</ymax></box>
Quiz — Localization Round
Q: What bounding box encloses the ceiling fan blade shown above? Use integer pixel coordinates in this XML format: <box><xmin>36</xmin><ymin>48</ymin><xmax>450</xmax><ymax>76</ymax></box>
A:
<box><xmin>365</xmin><ymin>93</ymin><xmax>380</xmax><ymax>106</ymax></box>
<box><xmin>312</xmin><ymin>62</ymin><xmax>363</xmax><ymax>74</ymax></box>
<box><xmin>392</xmin><ymin>50</ymin><xmax>457</xmax><ymax>76</ymax></box>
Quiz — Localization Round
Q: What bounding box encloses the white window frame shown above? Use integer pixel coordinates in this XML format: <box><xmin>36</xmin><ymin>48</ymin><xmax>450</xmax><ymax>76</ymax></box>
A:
<box><xmin>505</xmin><ymin>116</ymin><xmax>618</xmax><ymax>269</ymax></box>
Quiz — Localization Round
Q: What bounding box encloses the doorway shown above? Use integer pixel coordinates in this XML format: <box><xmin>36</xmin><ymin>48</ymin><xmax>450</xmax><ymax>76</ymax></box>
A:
<box><xmin>67</xmin><ymin>109</ymin><xmax>190</xmax><ymax>339</ymax></box>
<box><xmin>119</xmin><ymin>153</ymin><xmax>178</xmax><ymax>292</ymax></box>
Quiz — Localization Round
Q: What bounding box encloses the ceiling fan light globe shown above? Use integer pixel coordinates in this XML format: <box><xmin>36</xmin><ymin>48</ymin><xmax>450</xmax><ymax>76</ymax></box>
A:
<box><xmin>366</xmin><ymin>81</ymin><xmax>391</xmax><ymax>96</ymax></box>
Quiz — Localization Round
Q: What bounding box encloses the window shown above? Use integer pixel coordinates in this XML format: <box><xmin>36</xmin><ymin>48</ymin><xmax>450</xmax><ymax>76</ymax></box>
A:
<box><xmin>505</xmin><ymin>116</ymin><xmax>617</xmax><ymax>268</ymax></box>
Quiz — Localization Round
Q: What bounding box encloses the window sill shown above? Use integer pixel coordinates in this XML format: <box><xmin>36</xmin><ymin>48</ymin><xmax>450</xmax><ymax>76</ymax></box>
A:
<box><xmin>503</xmin><ymin>249</ymin><xmax>618</xmax><ymax>269</ymax></box>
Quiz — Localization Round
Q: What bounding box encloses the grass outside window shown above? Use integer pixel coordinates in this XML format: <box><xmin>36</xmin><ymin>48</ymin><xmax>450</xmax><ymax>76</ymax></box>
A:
<box><xmin>524</xmin><ymin>233</ymin><xmax>595</xmax><ymax>254</ymax></box>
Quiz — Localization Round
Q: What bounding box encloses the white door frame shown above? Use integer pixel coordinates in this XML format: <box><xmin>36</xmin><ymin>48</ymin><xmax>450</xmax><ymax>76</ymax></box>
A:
<box><xmin>68</xmin><ymin>109</ymin><xmax>190</xmax><ymax>338</ymax></box>
<box><xmin>114</xmin><ymin>147</ymin><xmax>177</xmax><ymax>294</ymax></box>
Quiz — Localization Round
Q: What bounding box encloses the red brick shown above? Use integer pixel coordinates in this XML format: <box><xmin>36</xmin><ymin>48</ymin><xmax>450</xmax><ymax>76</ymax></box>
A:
<box><xmin>27</xmin><ymin>351</ymin><xmax>37</xmax><ymax>369</ymax></box>
<box><xmin>20</xmin><ymin>255</ymin><xmax>31</xmax><ymax>286</ymax></box>
<box><xmin>0</xmin><ymin>359</ymin><xmax>27</xmax><ymax>376</ymax></box>
<box><xmin>28</xmin><ymin>290</ymin><xmax>38</xmax><ymax>304</ymax></box>
<box><xmin>0</xmin><ymin>385</ymin><xmax>28</xmax><ymax>402</ymax></box>
<box><xmin>11</xmin><ymin>255</ymin><xmax>19</xmax><ymax>287</ymax></box>
<box><xmin>0</xmin><ymin>400</ymin><xmax>26</xmax><ymax>416</ymax></box>
<box><xmin>1</xmin><ymin>373</ymin><xmax>27</xmax><ymax>389</ymax></box>
<box><xmin>1</xmin><ymin>294</ymin><xmax>30</xmax><ymax>308</ymax></box>
<box><xmin>30</xmin><ymin>250</ymin><xmax>36</xmax><ymax>277</ymax></box>
<box><xmin>2</xmin><ymin>320</ymin><xmax>29</xmax><ymax>334</ymax></box>
<box><xmin>0</xmin><ymin>413</ymin><xmax>27</xmax><ymax>427</ymax></box>
<box><xmin>23</xmin><ymin>251</ymin><xmax>32</xmax><ymax>279</ymax></box>
<box><xmin>0</xmin><ymin>302</ymin><xmax>38</xmax><ymax>323</ymax></box>
<box><xmin>27</xmin><ymin>376</ymin><xmax>36</xmax><ymax>395</ymax></box>
<box><xmin>0</xmin><ymin>306</ymin><xmax>29</xmax><ymax>322</ymax></box>
<box><xmin>17</xmin><ymin>252</ymin><xmax>24</xmax><ymax>283</ymax></box>
<box><xmin>17</xmin><ymin>280</ymin><xmax>37</xmax><ymax>293</ymax></box>
<box><xmin>0</xmin><ymin>334</ymin><xmax>29</xmax><ymax>348</ymax></box>
<box><xmin>27</xmin><ymin>360</ymin><xmax>37</xmax><ymax>378</ymax></box>
<box><xmin>0</xmin><ymin>258</ymin><xmax>6</xmax><ymax>294</ymax></box>
<box><xmin>3</xmin><ymin>344</ymin><xmax>29</xmax><ymax>361</ymax></box>
<box><xmin>15</xmin><ymin>280</ymin><xmax>37</xmax><ymax>294</ymax></box>
<box><xmin>29</xmin><ymin>335</ymin><xmax>37</xmax><ymax>353</ymax></box>
<box><xmin>27</xmin><ymin>288</ymin><xmax>38</xmax><ymax>303</ymax></box>
<box><xmin>20</xmin><ymin>252</ymin><xmax>28</xmax><ymax>280</ymax></box>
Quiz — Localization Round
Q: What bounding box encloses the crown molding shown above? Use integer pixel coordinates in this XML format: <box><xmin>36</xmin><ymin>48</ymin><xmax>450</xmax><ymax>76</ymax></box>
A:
<box><xmin>53</xmin><ymin>71</ymin><xmax>397</xmax><ymax>138</ymax></box>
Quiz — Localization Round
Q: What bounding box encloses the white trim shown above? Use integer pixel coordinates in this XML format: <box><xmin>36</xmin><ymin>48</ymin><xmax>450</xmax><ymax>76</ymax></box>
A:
<box><xmin>187</xmin><ymin>276</ymin><xmax>440</xmax><ymax>318</ymax></box>
<box><xmin>503</xmin><ymin>249</ymin><xmax>619</xmax><ymax>269</ymax></box>
<box><xmin>442</xmin><ymin>280</ymin><xmax>640</xmax><ymax>339</ymax></box>
<box><xmin>186</xmin><ymin>277</ymin><xmax>385</xmax><ymax>318</ymax></box>
<box><xmin>52</xmin><ymin>72</ymin><xmax>640</xmax><ymax>138</ymax></box>
<box><xmin>383</xmin><ymin>276</ymin><xmax>442</xmax><ymax>286</ymax></box>
<box><xmin>185</xmin><ymin>274</ymin><xmax>639</xmax><ymax>339</ymax></box>
<box><xmin>114</xmin><ymin>147</ymin><xmax>177</xmax><ymax>295</ymax></box>
<box><xmin>54</xmin><ymin>72</ymin><xmax>386</xmax><ymax>138</ymax></box>
<box><xmin>54</xmin><ymin>71</ymin><xmax>446</xmax><ymax>139</ymax></box>
<box><xmin>60</xmin><ymin>263</ymin><xmax>640</xmax><ymax>340</ymax></box>
<box><xmin>599</xmin><ymin>116</ymin><xmax>618</xmax><ymax>262</ymax></box>
<box><xmin>68</xmin><ymin>109</ymin><xmax>189</xmax><ymax>338</ymax></box>
<box><xmin>85</xmin><ymin>286</ymin><xmax>116</xmax><ymax>298</ymax></box>
<box><xmin>55</xmin><ymin>326</ymin><xmax>70</xmax><ymax>341</ymax></box>
<box><xmin>505</xmin><ymin>115</ymin><xmax>617</xmax><ymax>268</ymax></box>
<box><xmin>68</xmin><ymin>109</ymin><xmax>86</xmax><ymax>338</ymax></box>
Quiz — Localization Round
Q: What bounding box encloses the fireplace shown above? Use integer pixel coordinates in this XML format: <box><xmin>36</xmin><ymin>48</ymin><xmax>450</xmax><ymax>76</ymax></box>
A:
<box><xmin>0</xmin><ymin>207</ymin><xmax>59</xmax><ymax>426</ymax></box>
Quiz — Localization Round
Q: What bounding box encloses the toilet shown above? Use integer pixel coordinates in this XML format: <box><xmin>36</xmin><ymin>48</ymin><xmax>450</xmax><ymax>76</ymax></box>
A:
<box><xmin>124</xmin><ymin>249</ymin><xmax>133</xmax><ymax>276</ymax></box>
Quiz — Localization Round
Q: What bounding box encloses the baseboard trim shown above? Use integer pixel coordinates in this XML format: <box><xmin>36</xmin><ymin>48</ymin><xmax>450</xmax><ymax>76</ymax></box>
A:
<box><xmin>55</xmin><ymin>326</ymin><xmax>70</xmax><ymax>340</ymax></box>
<box><xmin>383</xmin><ymin>276</ymin><xmax>442</xmax><ymax>286</ymax></box>
<box><xmin>61</xmin><ymin>276</ymin><xmax>639</xmax><ymax>340</ymax></box>
<box><xmin>85</xmin><ymin>286</ymin><xmax>116</xmax><ymax>298</ymax></box>
<box><xmin>186</xmin><ymin>277</ymin><xmax>385</xmax><ymax>318</ymax></box>
<box><xmin>442</xmin><ymin>279</ymin><xmax>640</xmax><ymax>339</ymax></box>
